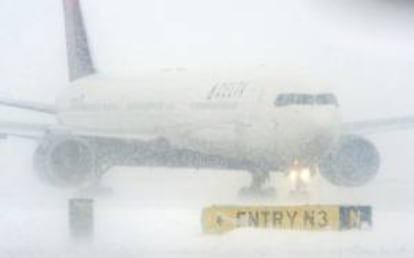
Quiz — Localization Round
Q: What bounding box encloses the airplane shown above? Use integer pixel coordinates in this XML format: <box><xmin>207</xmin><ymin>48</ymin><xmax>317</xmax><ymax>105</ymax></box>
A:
<box><xmin>0</xmin><ymin>0</ymin><xmax>413</xmax><ymax>197</ymax></box>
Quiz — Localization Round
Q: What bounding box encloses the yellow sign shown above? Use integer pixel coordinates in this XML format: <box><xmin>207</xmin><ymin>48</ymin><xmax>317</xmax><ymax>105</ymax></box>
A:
<box><xmin>202</xmin><ymin>205</ymin><xmax>371</xmax><ymax>234</ymax></box>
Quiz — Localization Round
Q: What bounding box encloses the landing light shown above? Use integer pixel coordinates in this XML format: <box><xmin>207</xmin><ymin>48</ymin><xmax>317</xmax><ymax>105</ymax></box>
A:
<box><xmin>289</xmin><ymin>168</ymin><xmax>312</xmax><ymax>183</ymax></box>
<box><xmin>300</xmin><ymin>168</ymin><xmax>311</xmax><ymax>182</ymax></box>
<box><xmin>289</xmin><ymin>170</ymin><xmax>298</xmax><ymax>182</ymax></box>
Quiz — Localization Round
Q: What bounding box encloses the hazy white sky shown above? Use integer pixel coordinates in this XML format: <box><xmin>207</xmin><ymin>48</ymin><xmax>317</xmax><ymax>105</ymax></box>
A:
<box><xmin>0</xmin><ymin>0</ymin><xmax>413</xmax><ymax>120</ymax></box>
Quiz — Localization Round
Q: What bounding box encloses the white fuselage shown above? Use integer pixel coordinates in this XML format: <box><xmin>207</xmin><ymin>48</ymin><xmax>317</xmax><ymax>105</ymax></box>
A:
<box><xmin>55</xmin><ymin>73</ymin><xmax>341</xmax><ymax>169</ymax></box>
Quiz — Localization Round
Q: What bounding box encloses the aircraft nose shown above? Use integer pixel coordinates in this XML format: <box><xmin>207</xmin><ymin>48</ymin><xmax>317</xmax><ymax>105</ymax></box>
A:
<box><xmin>275</xmin><ymin>108</ymin><xmax>340</xmax><ymax>162</ymax></box>
<box><xmin>300</xmin><ymin>112</ymin><xmax>340</xmax><ymax>158</ymax></box>
<box><xmin>302</xmin><ymin>130</ymin><xmax>335</xmax><ymax>158</ymax></box>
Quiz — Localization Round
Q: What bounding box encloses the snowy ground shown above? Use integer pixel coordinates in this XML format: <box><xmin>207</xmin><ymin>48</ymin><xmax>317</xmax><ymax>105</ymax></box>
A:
<box><xmin>0</xmin><ymin>135</ymin><xmax>413</xmax><ymax>258</ymax></box>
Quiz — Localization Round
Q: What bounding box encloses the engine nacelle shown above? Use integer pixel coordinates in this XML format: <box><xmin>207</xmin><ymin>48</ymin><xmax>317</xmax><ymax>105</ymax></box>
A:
<box><xmin>34</xmin><ymin>136</ymin><xmax>96</xmax><ymax>187</ymax></box>
<box><xmin>319</xmin><ymin>135</ymin><xmax>380</xmax><ymax>187</ymax></box>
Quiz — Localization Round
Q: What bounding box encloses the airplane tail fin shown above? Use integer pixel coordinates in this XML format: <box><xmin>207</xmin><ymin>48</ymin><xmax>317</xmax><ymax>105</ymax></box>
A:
<box><xmin>63</xmin><ymin>0</ymin><xmax>95</xmax><ymax>81</ymax></box>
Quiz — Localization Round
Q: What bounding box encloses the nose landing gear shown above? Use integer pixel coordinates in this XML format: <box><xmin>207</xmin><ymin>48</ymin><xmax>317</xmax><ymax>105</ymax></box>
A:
<box><xmin>287</xmin><ymin>163</ymin><xmax>316</xmax><ymax>198</ymax></box>
<box><xmin>237</xmin><ymin>162</ymin><xmax>317</xmax><ymax>199</ymax></box>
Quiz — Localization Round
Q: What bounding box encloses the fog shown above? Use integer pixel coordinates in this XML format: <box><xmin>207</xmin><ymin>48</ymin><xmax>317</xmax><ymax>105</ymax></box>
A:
<box><xmin>0</xmin><ymin>0</ymin><xmax>414</xmax><ymax>257</ymax></box>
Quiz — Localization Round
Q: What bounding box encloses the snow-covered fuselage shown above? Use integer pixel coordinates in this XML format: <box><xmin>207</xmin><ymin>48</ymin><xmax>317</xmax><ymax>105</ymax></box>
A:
<box><xmin>55</xmin><ymin>73</ymin><xmax>341</xmax><ymax>171</ymax></box>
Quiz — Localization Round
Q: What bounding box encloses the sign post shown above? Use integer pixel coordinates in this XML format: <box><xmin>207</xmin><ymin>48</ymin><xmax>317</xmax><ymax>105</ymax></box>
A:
<box><xmin>69</xmin><ymin>198</ymin><xmax>94</xmax><ymax>240</ymax></box>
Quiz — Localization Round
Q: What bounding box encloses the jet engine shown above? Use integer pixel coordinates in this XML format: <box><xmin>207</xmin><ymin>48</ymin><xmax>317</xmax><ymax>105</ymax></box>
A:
<box><xmin>319</xmin><ymin>135</ymin><xmax>380</xmax><ymax>187</ymax></box>
<box><xmin>33</xmin><ymin>136</ymin><xmax>96</xmax><ymax>187</ymax></box>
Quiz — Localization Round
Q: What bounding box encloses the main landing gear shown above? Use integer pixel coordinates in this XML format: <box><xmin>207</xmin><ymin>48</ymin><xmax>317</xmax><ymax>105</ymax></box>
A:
<box><xmin>238</xmin><ymin>169</ymin><xmax>276</xmax><ymax>199</ymax></box>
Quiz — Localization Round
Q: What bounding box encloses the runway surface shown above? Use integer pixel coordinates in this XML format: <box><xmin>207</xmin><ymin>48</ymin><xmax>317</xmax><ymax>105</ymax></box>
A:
<box><xmin>0</xmin><ymin>134</ymin><xmax>413</xmax><ymax>258</ymax></box>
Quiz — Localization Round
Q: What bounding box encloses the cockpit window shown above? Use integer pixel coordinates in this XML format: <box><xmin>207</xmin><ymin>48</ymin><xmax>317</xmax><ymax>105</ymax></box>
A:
<box><xmin>298</xmin><ymin>94</ymin><xmax>314</xmax><ymax>105</ymax></box>
<box><xmin>274</xmin><ymin>93</ymin><xmax>338</xmax><ymax>107</ymax></box>
<box><xmin>315</xmin><ymin>94</ymin><xmax>338</xmax><ymax>105</ymax></box>
<box><xmin>274</xmin><ymin>94</ymin><xmax>293</xmax><ymax>106</ymax></box>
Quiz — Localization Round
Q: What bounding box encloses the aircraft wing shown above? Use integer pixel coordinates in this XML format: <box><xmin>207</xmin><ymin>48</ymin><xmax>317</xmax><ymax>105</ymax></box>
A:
<box><xmin>0</xmin><ymin>121</ymin><xmax>53</xmax><ymax>139</ymax></box>
<box><xmin>0</xmin><ymin>120</ymin><xmax>162</xmax><ymax>142</ymax></box>
<box><xmin>0</xmin><ymin>97</ymin><xmax>56</xmax><ymax>114</ymax></box>
<box><xmin>344</xmin><ymin>116</ymin><xmax>414</xmax><ymax>135</ymax></box>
